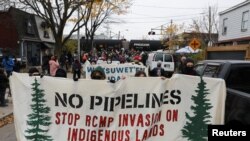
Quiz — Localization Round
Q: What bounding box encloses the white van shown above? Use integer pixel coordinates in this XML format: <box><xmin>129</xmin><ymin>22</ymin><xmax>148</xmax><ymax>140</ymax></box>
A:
<box><xmin>146</xmin><ymin>51</ymin><xmax>175</xmax><ymax>75</ymax></box>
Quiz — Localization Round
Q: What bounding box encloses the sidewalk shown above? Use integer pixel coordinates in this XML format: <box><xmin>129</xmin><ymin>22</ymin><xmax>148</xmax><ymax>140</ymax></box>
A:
<box><xmin>0</xmin><ymin>72</ymin><xmax>75</xmax><ymax>127</ymax></box>
<box><xmin>0</xmin><ymin>93</ymin><xmax>14</xmax><ymax>127</ymax></box>
<box><xmin>0</xmin><ymin>97</ymin><xmax>13</xmax><ymax>119</ymax></box>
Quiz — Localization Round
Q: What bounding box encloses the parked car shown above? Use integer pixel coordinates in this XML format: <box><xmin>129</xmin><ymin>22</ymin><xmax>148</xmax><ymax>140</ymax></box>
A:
<box><xmin>195</xmin><ymin>60</ymin><xmax>250</xmax><ymax>125</ymax></box>
<box><xmin>146</xmin><ymin>50</ymin><xmax>175</xmax><ymax>77</ymax></box>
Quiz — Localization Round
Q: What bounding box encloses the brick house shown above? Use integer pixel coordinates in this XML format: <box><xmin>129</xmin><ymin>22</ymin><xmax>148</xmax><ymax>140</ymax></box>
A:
<box><xmin>0</xmin><ymin>7</ymin><xmax>55</xmax><ymax>66</ymax></box>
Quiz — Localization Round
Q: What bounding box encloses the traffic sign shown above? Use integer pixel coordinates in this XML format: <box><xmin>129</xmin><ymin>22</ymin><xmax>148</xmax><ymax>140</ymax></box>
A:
<box><xmin>189</xmin><ymin>38</ymin><xmax>201</xmax><ymax>51</ymax></box>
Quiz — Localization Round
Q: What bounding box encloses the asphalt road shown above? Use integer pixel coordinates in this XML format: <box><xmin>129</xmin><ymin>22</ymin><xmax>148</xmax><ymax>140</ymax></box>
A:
<box><xmin>0</xmin><ymin>123</ymin><xmax>17</xmax><ymax>141</ymax></box>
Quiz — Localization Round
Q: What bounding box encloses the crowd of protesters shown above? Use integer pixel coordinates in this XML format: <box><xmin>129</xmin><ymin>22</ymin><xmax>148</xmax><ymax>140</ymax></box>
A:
<box><xmin>0</xmin><ymin>48</ymin><xmax>199</xmax><ymax>107</ymax></box>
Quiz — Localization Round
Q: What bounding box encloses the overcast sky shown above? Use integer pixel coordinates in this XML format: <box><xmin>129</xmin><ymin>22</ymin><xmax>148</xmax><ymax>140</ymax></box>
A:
<box><xmin>72</xmin><ymin>0</ymin><xmax>246</xmax><ymax>40</ymax></box>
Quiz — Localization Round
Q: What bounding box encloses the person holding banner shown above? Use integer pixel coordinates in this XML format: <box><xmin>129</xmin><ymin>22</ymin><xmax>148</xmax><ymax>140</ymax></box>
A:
<box><xmin>49</xmin><ymin>55</ymin><xmax>59</xmax><ymax>77</ymax></box>
<box><xmin>90</xmin><ymin>66</ymin><xmax>106</xmax><ymax>80</ymax></box>
<box><xmin>182</xmin><ymin>58</ymin><xmax>199</xmax><ymax>76</ymax></box>
<box><xmin>72</xmin><ymin>59</ymin><xmax>82</xmax><ymax>81</ymax></box>
<box><xmin>0</xmin><ymin>68</ymin><xmax>8</xmax><ymax>107</ymax></box>
<box><xmin>90</xmin><ymin>66</ymin><xmax>118</xmax><ymax>83</ymax></box>
<box><xmin>28</xmin><ymin>67</ymin><xmax>41</xmax><ymax>76</ymax></box>
<box><xmin>134</xmin><ymin>70</ymin><xmax>147</xmax><ymax>77</ymax></box>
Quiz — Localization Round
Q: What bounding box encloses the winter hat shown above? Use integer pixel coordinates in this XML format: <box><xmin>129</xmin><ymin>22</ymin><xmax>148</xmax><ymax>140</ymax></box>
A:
<box><xmin>133</xmin><ymin>55</ymin><xmax>141</xmax><ymax>61</ymax></box>
<box><xmin>94</xmin><ymin>66</ymin><xmax>105</xmax><ymax>75</ymax></box>
<box><xmin>185</xmin><ymin>58</ymin><xmax>194</xmax><ymax>64</ymax></box>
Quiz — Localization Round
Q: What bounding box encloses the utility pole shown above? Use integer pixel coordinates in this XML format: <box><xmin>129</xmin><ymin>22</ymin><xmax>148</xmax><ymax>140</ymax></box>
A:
<box><xmin>161</xmin><ymin>25</ymin><xmax>163</xmax><ymax>35</ymax></box>
<box><xmin>170</xmin><ymin>19</ymin><xmax>173</xmax><ymax>51</ymax></box>
<box><xmin>208</xmin><ymin>6</ymin><xmax>212</xmax><ymax>46</ymax></box>
<box><xmin>118</xmin><ymin>31</ymin><xmax>120</xmax><ymax>40</ymax></box>
<box><xmin>77</xmin><ymin>2</ymin><xmax>80</xmax><ymax>60</ymax></box>
<box><xmin>170</xmin><ymin>19</ymin><xmax>173</xmax><ymax>39</ymax></box>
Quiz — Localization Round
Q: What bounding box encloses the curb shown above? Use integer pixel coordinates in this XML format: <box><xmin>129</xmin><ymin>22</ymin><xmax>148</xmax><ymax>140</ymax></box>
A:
<box><xmin>0</xmin><ymin>112</ymin><xmax>14</xmax><ymax>128</ymax></box>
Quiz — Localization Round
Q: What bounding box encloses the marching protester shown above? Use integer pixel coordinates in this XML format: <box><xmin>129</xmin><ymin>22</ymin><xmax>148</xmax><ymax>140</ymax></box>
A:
<box><xmin>2</xmin><ymin>55</ymin><xmax>15</xmax><ymax>77</ymax></box>
<box><xmin>42</xmin><ymin>53</ymin><xmax>50</xmax><ymax>75</ymax></box>
<box><xmin>49</xmin><ymin>55</ymin><xmax>59</xmax><ymax>77</ymax></box>
<box><xmin>182</xmin><ymin>58</ymin><xmax>199</xmax><ymax>76</ymax></box>
<box><xmin>90</xmin><ymin>66</ymin><xmax>106</xmax><ymax>80</ymax></box>
<box><xmin>0</xmin><ymin>68</ymin><xmax>8</xmax><ymax>107</ymax></box>
<box><xmin>59</xmin><ymin>52</ymin><xmax>67</xmax><ymax>70</ymax></box>
<box><xmin>178</xmin><ymin>55</ymin><xmax>187</xmax><ymax>74</ymax></box>
<box><xmin>141</xmin><ymin>51</ymin><xmax>148</xmax><ymax>66</ymax></box>
<box><xmin>89</xmin><ymin>66</ymin><xmax>118</xmax><ymax>83</ymax></box>
<box><xmin>13</xmin><ymin>56</ymin><xmax>21</xmax><ymax>72</ymax></box>
<box><xmin>133</xmin><ymin>52</ymin><xmax>142</xmax><ymax>65</ymax></box>
<box><xmin>134</xmin><ymin>70</ymin><xmax>147</xmax><ymax>77</ymax></box>
<box><xmin>28</xmin><ymin>67</ymin><xmax>41</xmax><ymax>76</ymax></box>
<box><xmin>55</xmin><ymin>68</ymin><xmax>67</xmax><ymax>78</ymax></box>
<box><xmin>150</xmin><ymin>61</ymin><xmax>165</xmax><ymax>77</ymax></box>
<box><xmin>81</xmin><ymin>57</ymin><xmax>90</xmax><ymax>79</ymax></box>
<box><xmin>72</xmin><ymin>59</ymin><xmax>82</xmax><ymax>81</ymax></box>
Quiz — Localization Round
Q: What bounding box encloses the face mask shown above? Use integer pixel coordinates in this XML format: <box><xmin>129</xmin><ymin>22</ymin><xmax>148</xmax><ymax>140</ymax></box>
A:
<box><xmin>157</xmin><ymin>64</ymin><xmax>161</xmax><ymax>67</ymax></box>
<box><xmin>186</xmin><ymin>66</ymin><xmax>193</xmax><ymax>72</ymax></box>
<box><xmin>92</xmin><ymin>75</ymin><xmax>103</xmax><ymax>80</ymax></box>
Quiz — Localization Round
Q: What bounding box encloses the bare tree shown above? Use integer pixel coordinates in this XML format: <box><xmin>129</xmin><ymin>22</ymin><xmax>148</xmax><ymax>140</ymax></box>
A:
<box><xmin>82</xmin><ymin>0</ymin><xmax>132</xmax><ymax>52</ymax></box>
<box><xmin>17</xmin><ymin>0</ymin><xmax>94</xmax><ymax>54</ymax></box>
<box><xmin>189</xmin><ymin>5</ymin><xmax>219</xmax><ymax>45</ymax></box>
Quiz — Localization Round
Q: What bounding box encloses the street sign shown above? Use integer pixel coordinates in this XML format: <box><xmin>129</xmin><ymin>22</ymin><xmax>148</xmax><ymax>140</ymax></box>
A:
<box><xmin>189</xmin><ymin>38</ymin><xmax>201</xmax><ymax>51</ymax></box>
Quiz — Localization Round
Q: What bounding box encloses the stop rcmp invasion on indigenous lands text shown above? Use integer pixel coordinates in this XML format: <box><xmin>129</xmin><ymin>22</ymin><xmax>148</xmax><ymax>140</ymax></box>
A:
<box><xmin>54</xmin><ymin>89</ymin><xmax>181</xmax><ymax>141</ymax></box>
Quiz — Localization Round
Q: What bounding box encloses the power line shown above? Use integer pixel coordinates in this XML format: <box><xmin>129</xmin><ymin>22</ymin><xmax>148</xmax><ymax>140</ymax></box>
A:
<box><xmin>133</xmin><ymin>4</ymin><xmax>229</xmax><ymax>9</ymax></box>
<box><xmin>124</xmin><ymin>16</ymin><xmax>200</xmax><ymax>24</ymax></box>
<box><xmin>150</xmin><ymin>16</ymin><xmax>201</xmax><ymax>29</ymax></box>
<box><xmin>133</xmin><ymin>4</ymin><xmax>205</xmax><ymax>9</ymax></box>
<box><xmin>112</xmin><ymin>13</ymin><xmax>205</xmax><ymax>20</ymax></box>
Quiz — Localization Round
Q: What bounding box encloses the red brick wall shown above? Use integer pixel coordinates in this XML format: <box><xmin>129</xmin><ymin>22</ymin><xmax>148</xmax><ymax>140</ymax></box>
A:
<box><xmin>0</xmin><ymin>12</ymin><xmax>19</xmax><ymax>55</ymax></box>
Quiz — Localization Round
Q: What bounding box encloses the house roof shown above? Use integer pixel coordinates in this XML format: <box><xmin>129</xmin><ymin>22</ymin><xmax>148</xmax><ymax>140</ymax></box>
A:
<box><xmin>219</xmin><ymin>0</ymin><xmax>250</xmax><ymax>15</ymax></box>
<box><xmin>8</xmin><ymin>7</ymin><xmax>40</xmax><ymax>40</ymax></box>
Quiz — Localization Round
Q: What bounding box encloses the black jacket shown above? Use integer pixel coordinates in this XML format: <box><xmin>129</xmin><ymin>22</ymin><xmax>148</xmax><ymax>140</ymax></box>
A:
<box><xmin>151</xmin><ymin>67</ymin><xmax>165</xmax><ymax>77</ymax></box>
<box><xmin>0</xmin><ymin>74</ymin><xmax>8</xmax><ymax>91</ymax></box>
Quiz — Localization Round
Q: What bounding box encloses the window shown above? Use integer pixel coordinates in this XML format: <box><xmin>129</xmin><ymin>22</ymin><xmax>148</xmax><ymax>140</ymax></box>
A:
<box><xmin>222</xmin><ymin>18</ymin><xmax>228</xmax><ymax>35</ymax></box>
<box><xmin>241</xmin><ymin>11</ymin><xmax>249</xmax><ymax>32</ymax></box>
<box><xmin>203</xmin><ymin>65</ymin><xmax>221</xmax><ymax>78</ymax></box>
<box><xmin>44</xmin><ymin>30</ymin><xmax>50</xmax><ymax>38</ymax></box>
<box><xmin>154</xmin><ymin>53</ymin><xmax>163</xmax><ymax>62</ymax></box>
<box><xmin>26</xmin><ymin>18</ymin><xmax>35</xmax><ymax>35</ymax></box>
<box><xmin>194</xmin><ymin>64</ymin><xmax>205</xmax><ymax>76</ymax></box>
<box><xmin>164</xmin><ymin>54</ymin><xmax>173</xmax><ymax>62</ymax></box>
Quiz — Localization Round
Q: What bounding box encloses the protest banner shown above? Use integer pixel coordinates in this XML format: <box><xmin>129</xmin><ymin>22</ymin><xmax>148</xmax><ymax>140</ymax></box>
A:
<box><xmin>85</xmin><ymin>63</ymin><xmax>148</xmax><ymax>81</ymax></box>
<box><xmin>10</xmin><ymin>73</ymin><xmax>226</xmax><ymax>141</ymax></box>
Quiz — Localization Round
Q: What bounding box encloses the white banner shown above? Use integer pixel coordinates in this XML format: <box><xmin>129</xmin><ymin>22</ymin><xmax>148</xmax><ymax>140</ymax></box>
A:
<box><xmin>85</xmin><ymin>64</ymin><xmax>148</xmax><ymax>81</ymax></box>
<box><xmin>10</xmin><ymin>73</ymin><xmax>226</xmax><ymax>141</ymax></box>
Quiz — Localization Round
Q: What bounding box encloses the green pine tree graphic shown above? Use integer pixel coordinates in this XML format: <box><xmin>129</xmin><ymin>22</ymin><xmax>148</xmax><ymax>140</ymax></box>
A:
<box><xmin>181</xmin><ymin>76</ymin><xmax>213</xmax><ymax>141</ymax></box>
<box><xmin>25</xmin><ymin>78</ymin><xmax>53</xmax><ymax>141</ymax></box>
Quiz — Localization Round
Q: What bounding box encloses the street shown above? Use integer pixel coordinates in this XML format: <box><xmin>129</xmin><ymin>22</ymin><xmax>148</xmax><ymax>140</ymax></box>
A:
<box><xmin>0</xmin><ymin>123</ymin><xmax>16</xmax><ymax>141</ymax></box>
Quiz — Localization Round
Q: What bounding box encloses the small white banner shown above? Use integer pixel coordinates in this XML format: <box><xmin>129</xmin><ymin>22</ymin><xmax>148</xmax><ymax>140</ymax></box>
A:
<box><xmin>85</xmin><ymin>63</ymin><xmax>148</xmax><ymax>81</ymax></box>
